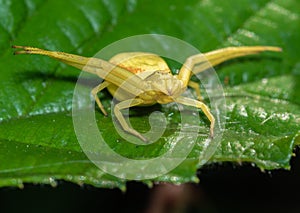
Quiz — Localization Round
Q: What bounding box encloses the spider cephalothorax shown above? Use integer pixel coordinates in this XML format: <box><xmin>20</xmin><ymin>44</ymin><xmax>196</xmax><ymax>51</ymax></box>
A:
<box><xmin>13</xmin><ymin>45</ymin><xmax>281</xmax><ymax>141</ymax></box>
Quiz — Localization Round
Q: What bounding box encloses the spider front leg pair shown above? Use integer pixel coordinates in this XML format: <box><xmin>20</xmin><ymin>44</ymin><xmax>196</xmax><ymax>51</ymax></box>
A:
<box><xmin>93</xmin><ymin>94</ymin><xmax>215</xmax><ymax>142</ymax></box>
<box><xmin>117</xmin><ymin>97</ymin><xmax>214</xmax><ymax>142</ymax></box>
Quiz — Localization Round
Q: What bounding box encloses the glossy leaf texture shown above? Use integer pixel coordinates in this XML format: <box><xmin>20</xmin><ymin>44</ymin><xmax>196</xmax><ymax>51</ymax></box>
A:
<box><xmin>0</xmin><ymin>0</ymin><xmax>299</xmax><ymax>189</ymax></box>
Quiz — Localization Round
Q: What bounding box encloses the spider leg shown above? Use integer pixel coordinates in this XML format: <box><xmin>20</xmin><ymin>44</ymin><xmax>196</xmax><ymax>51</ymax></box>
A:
<box><xmin>113</xmin><ymin>98</ymin><xmax>147</xmax><ymax>142</ymax></box>
<box><xmin>175</xmin><ymin>96</ymin><xmax>215</xmax><ymax>138</ymax></box>
<box><xmin>188</xmin><ymin>81</ymin><xmax>203</xmax><ymax>101</ymax></box>
<box><xmin>12</xmin><ymin>46</ymin><xmax>147</xmax><ymax>98</ymax></box>
<box><xmin>178</xmin><ymin>46</ymin><xmax>282</xmax><ymax>87</ymax></box>
<box><xmin>91</xmin><ymin>81</ymin><xmax>110</xmax><ymax>116</ymax></box>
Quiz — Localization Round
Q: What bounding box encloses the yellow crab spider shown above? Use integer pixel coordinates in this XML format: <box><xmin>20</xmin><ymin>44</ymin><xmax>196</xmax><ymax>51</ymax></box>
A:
<box><xmin>12</xmin><ymin>45</ymin><xmax>281</xmax><ymax>142</ymax></box>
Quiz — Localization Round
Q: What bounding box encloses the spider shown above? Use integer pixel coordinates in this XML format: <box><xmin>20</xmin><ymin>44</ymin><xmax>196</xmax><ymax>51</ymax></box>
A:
<box><xmin>13</xmin><ymin>45</ymin><xmax>281</xmax><ymax>141</ymax></box>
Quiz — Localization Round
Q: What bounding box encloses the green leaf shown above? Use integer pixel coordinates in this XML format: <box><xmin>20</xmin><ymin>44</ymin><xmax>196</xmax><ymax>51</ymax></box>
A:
<box><xmin>0</xmin><ymin>0</ymin><xmax>299</xmax><ymax>189</ymax></box>
<box><xmin>212</xmin><ymin>75</ymin><xmax>300</xmax><ymax>169</ymax></box>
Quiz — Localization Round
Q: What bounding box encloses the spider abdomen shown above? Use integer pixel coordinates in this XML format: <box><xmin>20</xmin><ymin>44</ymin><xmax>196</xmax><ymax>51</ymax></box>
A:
<box><xmin>106</xmin><ymin>52</ymin><xmax>185</xmax><ymax>104</ymax></box>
